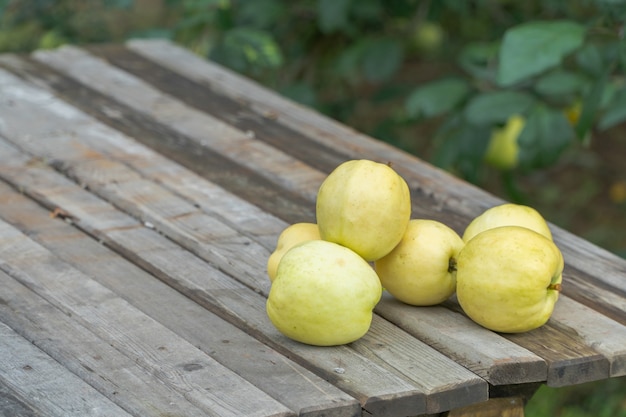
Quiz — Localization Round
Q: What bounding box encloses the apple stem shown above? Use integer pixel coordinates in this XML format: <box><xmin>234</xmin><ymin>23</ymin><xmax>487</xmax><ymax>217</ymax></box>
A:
<box><xmin>548</xmin><ymin>283</ymin><xmax>562</xmax><ymax>292</ymax></box>
<box><xmin>448</xmin><ymin>258</ymin><xmax>457</xmax><ymax>273</ymax></box>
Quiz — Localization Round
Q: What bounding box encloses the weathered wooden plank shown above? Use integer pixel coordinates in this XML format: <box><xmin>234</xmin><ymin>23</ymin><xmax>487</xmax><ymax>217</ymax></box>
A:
<box><xmin>0</xmin><ymin>382</ymin><xmax>40</xmax><ymax>417</ymax></box>
<box><xmin>0</xmin><ymin>54</ymin><xmax>315</xmax><ymax>226</ymax></box>
<box><xmin>30</xmin><ymin>44</ymin><xmax>324</xmax><ymax>222</ymax></box>
<box><xmin>381</xmin><ymin>289</ymin><xmax>625</xmax><ymax>386</ymax></box>
<box><xmin>0</xmin><ymin>270</ymin><xmax>211</xmax><ymax>417</ymax></box>
<box><xmin>0</xmin><ymin>140</ymin><xmax>430</xmax><ymax>417</ymax></box>
<box><xmin>376</xmin><ymin>293</ymin><xmax>547</xmax><ymax>386</ymax></box>
<box><xmin>58</xmin><ymin>45</ymin><xmax>326</xmax><ymax>201</ymax></box>
<box><xmin>84</xmin><ymin>44</ymin><xmax>347</xmax><ymax>177</ymax></box>
<box><xmin>434</xmin><ymin>294</ymin><xmax>612</xmax><ymax>388</ymax></box>
<box><xmin>0</xmin><ymin>57</ymin><xmax>616</xmax><ymax>383</ymax></box>
<box><xmin>0</xmin><ymin>220</ymin><xmax>295</xmax><ymax>417</ymax></box>
<box><xmin>123</xmin><ymin>39</ymin><xmax>626</xmax><ymax>320</ymax></box>
<box><xmin>558</xmin><ymin>264</ymin><xmax>626</xmax><ymax>327</ymax></box>
<box><xmin>353</xmin><ymin>316</ymin><xmax>486</xmax><ymax>414</ymax></box>
<box><xmin>546</xmin><ymin>296</ymin><xmax>626</xmax><ymax>378</ymax></box>
<box><xmin>503</xmin><ymin>324</ymin><xmax>609</xmax><ymax>388</ymax></box>
<box><xmin>26</xmin><ymin>44</ymin><xmax>309</xmax><ymax>249</ymax></box>
<box><xmin>441</xmin><ymin>297</ymin><xmax>611</xmax><ymax>388</ymax></box>
<box><xmin>68</xmin><ymin>157</ymin><xmax>275</xmax><ymax>294</ymax></box>
<box><xmin>0</xmin><ymin>63</ymin><xmax>277</xmax><ymax>293</ymax></box>
<box><xmin>0</xmin><ymin>322</ymin><xmax>133</xmax><ymax>417</ymax></box>
<box><xmin>0</xmin><ymin>84</ymin><xmax>282</xmax><ymax>251</ymax></box>
<box><xmin>0</xmin><ymin>181</ymin><xmax>362</xmax><ymax>417</ymax></box>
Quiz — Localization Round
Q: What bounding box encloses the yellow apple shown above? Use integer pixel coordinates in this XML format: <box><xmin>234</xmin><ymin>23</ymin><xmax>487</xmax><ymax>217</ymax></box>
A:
<box><xmin>484</xmin><ymin>114</ymin><xmax>524</xmax><ymax>170</ymax></box>
<box><xmin>266</xmin><ymin>240</ymin><xmax>382</xmax><ymax>346</ymax></box>
<box><xmin>375</xmin><ymin>219</ymin><xmax>464</xmax><ymax>306</ymax></box>
<box><xmin>316</xmin><ymin>159</ymin><xmax>411</xmax><ymax>261</ymax></box>
<box><xmin>267</xmin><ymin>222</ymin><xmax>320</xmax><ymax>282</ymax></box>
<box><xmin>411</xmin><ymin>22</ymin><xmax>445</xmax><ymax>54</ymax></box>
<box><xmin>456</xmin><ymin>226</ymin><xmax>563</xmax><ymax>333</ymax></box>
<box><xmin>463</xmin><ymin>203</ymin><xmax>552</xmax><ymax>243</ymax></box>
<box><xmin>564</xmin><ymin>99</ymin><xmax>582</xmax><ymax>126</ymax></box>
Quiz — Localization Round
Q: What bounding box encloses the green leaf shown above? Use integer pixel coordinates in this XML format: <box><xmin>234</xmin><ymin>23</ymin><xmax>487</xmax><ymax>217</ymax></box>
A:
<box><xmin>405</xmin><ymin>78</ymin><xmax>470</xmax><ymax>118</ymax></box>
<box><xmin>534</xmin><ymin>70</ymin><xmax>589</xmax><ymax>97</ymax></box>
<box><xmin>237</xmin><ymin>0</ymin><xmax>284</xmax><ymax>29</ymax></box>
<box><xmin>576</xmin><ymin>75</ymin><xmax>607</xmax><ymax>139</ymax></box>
<box><xmin>620</xmin><ymin>39</ymin><xmax>626</xmax><ymax>73</ymax></box>
<box><xmin>464</xmin><ymin>91</ymin><xmax>535</xmax><ymax>125</ymax></box>
<box><xmin>458</xmin><ymin>41</ymin><xmax>499</xmax><ymax>81</ymax></box>
<box><xmin>107</xmin><ymin>0</ymin><xmax>134</xmax><ymax>9</ymax></box>
<box><xmin>517</xmin><ymin>104</ymin><xmax>575</xmax><ymax>169</ymax></box>
<box><xmin>350</xmin><ymin>0</ymin><xmax>383</xmax><ymax>21</ymax></box>
<box><xmin>599</xmin><ymin>88</ymin><xmax>626</xmax><ymax>130</ymax></box>
<box><xmin>318</xmin><ymin>0</ymin><xmax>352</xmax><ymax>34</ymax></box>
<box><xmin>498</xmin><ymin>21</ymin><xmax>586</xmax><ymax>86</ymax></box>
<box><xmin>576</xmin><ymin>43</ymin><xmax>605</xmax><ymax>76</ymax></box>
<box><xmin>334</xmin><ymin>40</ymin><xmax>369</xmax><ymax>79</ymax></box>
<box><xmin>432</xmin><ymin>116</ymin><xmax>491</xmax><ymax>182</ymax></box>
<box><xmin>361</xmin><ymin>38</ymin><xmax>403</xmax><ymax>82</ymax></box>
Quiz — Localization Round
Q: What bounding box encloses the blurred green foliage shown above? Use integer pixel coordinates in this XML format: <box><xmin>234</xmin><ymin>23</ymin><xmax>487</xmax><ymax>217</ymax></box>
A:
<box><xmin>527</xmin><ymin>376</ymin><xmax>626</xmax><ymax>417</ymax></box>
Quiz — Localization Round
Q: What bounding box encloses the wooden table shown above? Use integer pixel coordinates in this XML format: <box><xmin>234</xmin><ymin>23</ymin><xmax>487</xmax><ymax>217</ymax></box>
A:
<box><xmin>0</xmin><ymin>39</ymin><xmax>624</xmax><ymax>417</ymax></box>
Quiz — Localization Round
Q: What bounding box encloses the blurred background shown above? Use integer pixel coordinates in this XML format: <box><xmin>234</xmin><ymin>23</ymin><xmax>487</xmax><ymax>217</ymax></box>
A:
<box><xmin>1</xmin><ymin>1</ymin><xmax>625</xmax><ymax>415</ymax></box>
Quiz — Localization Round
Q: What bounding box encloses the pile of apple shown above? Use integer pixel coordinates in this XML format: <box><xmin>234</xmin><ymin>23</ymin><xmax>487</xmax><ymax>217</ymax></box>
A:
<box><xmin>266</xmin><ymin>159</ymin><xmax>564</xmax><ymax>346</ymax></box>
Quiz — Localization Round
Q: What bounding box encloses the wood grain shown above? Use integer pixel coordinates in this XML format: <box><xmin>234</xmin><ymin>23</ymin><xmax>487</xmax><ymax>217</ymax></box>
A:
<box><xmin>376</xmin><ymin>293</ymin><xmax>547</xmax><ymax>386</ymax></box>
<box><xmin>0</xmin><ymin>54</ymin><xmax>315</xmax><ymax>226</ymax></box>
<box><xmin>502</xmin><ymin>320</ymin><xmax>610</xmax><ymax>387</ymax></box>
<box><xmin>0</xmin><ymin>321</ymin><xmax>132</xmax><ymax>417</ymax></box>
<box><xmin>550</xmin><ymin>297</ymin><xmax>626</xmax><ymax>377</ymax></box>
<box><xmin>0</xmin><ymin>180</ymin><xmax>362</xmax><ymax>417</ymax></box>
<box><xmin>0</xmin><ymin>271</ymin><xmax>209</xmax><ymax>417</ymax></box>
<box><xmin>354</xmin><ymin>316</ymin><xmax>486</xmax><ymax>414</ymax></box>
<box><xmin>440</xmin><ymin>297</ymin><xmax>611</xmax><ymax>388</ymax></box>
<box><xmin>0</xmin><ymin>382</ymin><xmax>40</xmax><ymax>417</ymax></box>
<box><xmin>85</xmin><ymin>44</ymin><xmax>348</xmax><ymax>176</ymax></box>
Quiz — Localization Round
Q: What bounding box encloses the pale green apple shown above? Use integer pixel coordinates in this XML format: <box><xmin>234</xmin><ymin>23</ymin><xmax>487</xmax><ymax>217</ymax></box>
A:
<box><xmin>463</xmin><ymin>203</ymin><xmax>552</xmax><ymax>243</ymax></box>
<box><xmin>456</xmin><ymin>226</ymin><xmax>563</xmax><ymax>333</ymax></box>
<box><xmin>375</xmin><ymin>219</ymin><xmax>464</xmax><ymax>306</ymax></box>
<box><xmin>484</xmin><ymin>114</ymin><xmax>524</xmax><ymax>170</ymax></box>
<box><xmin>266</xmin><ymin>240</ymin><xmax>382</xmax><ymax>346</ymax></box>
<box><xmin>411</xmin><ymin>22</ymin><xmax>445</xmax><ymax>53</ymax></box>
<box><xmin>316</xmin><ymin>159</ymin><xmax>411</xmax><ymax>261</ymax></box>
<box><xmin>267</xmin><ymin>222</ymin><xmax>320</xmax><ymax>282</ymax></box>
